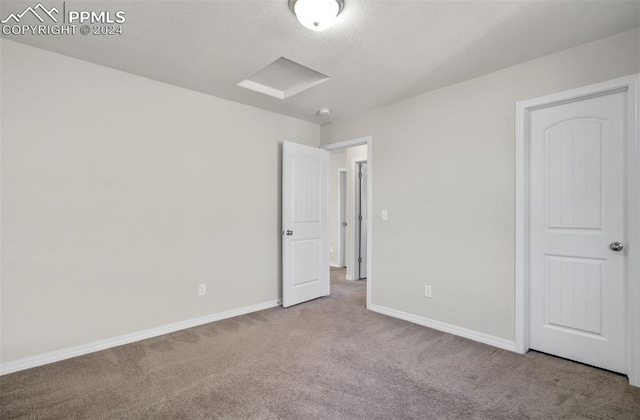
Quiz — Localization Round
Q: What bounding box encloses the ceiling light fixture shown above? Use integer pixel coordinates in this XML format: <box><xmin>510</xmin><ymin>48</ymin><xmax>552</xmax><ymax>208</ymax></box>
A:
<box><xmin>289</xmin><ymin>0</ymin><xmax>344</xmax><ymax>31</ymax></box>
<box><xmin>318</xmin><ymin>108</ymin><xmax>331</xmax><ymax>116</ymax></box>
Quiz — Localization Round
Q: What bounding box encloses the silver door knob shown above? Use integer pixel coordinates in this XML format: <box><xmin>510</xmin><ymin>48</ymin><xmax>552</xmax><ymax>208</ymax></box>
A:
<box><xmin>610</xmin><ymin>242</ymin><xmax>624</xmax><ymax>252</ymax></box>
<box><xmin>285</xmin><ymin>230</ymin><xmax>293</xmax><ymax>236</ymax></box>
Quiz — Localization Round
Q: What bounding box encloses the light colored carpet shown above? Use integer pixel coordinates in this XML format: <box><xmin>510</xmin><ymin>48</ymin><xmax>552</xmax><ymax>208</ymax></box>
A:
<box><xmin>1</xmin><ymin>267</ymin><xmax>639</xmax><ymax>419</ymax></box>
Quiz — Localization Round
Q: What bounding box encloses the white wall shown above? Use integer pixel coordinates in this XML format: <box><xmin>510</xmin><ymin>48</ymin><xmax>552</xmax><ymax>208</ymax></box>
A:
<box><xmin>321</xmin><ymin>28</ymin><xmax>640</xmax><ymax>341</ymax></box>
<box><xmin>329</xmin><ymin>149</ymin><xmax>346</xmax><ymax>267</ymax></box>
<box><xmin>0</xmin><ymin>40</ymin><xmax>320</xmax><ymax>363</ymax></box>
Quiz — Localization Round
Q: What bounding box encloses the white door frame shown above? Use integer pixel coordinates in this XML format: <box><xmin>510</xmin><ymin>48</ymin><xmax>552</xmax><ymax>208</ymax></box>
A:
<box><xmin>515</xmin><ymin>74</ymin><xmax>640</xmax><ymax>386</ymax></box>
<box><xmin>322</xmin><ymin>136</ymin><xmax>373</xmax><ymax>309</ymax></box>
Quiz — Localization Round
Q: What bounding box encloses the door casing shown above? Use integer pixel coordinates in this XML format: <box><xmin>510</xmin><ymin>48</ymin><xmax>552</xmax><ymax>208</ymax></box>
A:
<box><xmin>515</xmin><ymin>74</ymin><xmax>640</xmax><ymax>386</ymax></box>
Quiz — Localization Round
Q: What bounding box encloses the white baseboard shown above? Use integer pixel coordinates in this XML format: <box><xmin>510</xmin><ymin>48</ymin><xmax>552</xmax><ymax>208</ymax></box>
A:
<box><xmin>330</xmin><ymin>264</ymin><xmax>342</xmax><ymax>268</ymax></box>
<box><xmin>0</xmin><ymin>299</ymin><xmax>281</xmax><ymax>376</ymax></box>
<box><xmin>369</xmin><ymin>304</ymin><xmax>516</xmax><ymax>352</ymax></box>
<box><xmin>345</xmin><ymin>274</ymin><xmax>353</xmax><ymax>280</ymax></box>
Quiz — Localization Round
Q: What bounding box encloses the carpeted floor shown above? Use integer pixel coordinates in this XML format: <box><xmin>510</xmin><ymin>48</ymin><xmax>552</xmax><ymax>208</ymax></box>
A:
<box><xmin>1</xmin><ymin>267</ymin><xmax>639</xmax><ymax>419</ymax></box>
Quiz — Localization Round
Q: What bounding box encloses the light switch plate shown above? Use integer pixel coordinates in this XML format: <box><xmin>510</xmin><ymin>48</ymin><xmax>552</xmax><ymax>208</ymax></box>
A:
<box><xmin>381</xmin><ymin>209</ymin><xmax>388</xmax><ymax>220</ymax></box>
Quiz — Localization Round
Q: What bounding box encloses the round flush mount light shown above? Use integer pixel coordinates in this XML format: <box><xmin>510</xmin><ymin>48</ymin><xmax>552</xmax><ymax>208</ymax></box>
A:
<box><xmin>289</xmin><ymin>0</ymin><xmax>344</xmax><ymax>31</ymax></box>
<box><xmin>318</xmin><ymin>108</ymin><xmax>331</xmax><ymax>116</ymax></box>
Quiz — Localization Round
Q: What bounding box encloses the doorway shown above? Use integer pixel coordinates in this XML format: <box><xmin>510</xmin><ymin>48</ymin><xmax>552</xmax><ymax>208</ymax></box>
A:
<box><xmin>324</xmin><ymin>137</ymin><xmax>372</xmax><ymax>308</ymax></box>
<box><xmin>281</xmin><ymin>137</ymin><xmax>372</xmax><ymax>310</ymax></box>
<box><xmin>515</xmin><ymin>75</ymin><xmax>639</xmax><ymax>386</ymax></box>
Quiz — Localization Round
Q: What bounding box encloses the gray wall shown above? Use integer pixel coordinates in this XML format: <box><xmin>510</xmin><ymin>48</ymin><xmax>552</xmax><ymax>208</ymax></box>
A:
<box><xmin>0</xmin><ymin>40</ymin><xmax>320</xmax><ymax>363</ymax></box>
<box><xmin>321</xmin><ymin>28</ymin><xmax>640</xmax><ymax>341</ymax></box>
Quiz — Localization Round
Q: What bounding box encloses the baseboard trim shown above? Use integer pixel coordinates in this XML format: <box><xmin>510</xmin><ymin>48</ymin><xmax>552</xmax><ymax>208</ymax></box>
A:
<box><xmin>330</xmin><ymin>264</ymin><xmax>341</xmax><ymax>268</ymax></box>
<box><xmin>0</xmin><ymin>299</ymin><xmax>281</xmax><ymax>376</ymax></box>
<box><xmin>345</xmin><ymin>274</ymin><xmax>353</xmax><ymax>280</ymax></box>
<box><xmin>369</xmin><ymin>304</ymin><xmax>516</xmax><ymax>352</ymax></box>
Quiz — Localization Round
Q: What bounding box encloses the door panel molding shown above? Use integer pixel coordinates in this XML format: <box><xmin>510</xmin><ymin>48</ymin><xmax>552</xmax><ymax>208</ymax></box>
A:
<box><xmin>515</xmin><ymin>74</ymin><xmax>640</xmax><ymax>386</ymax></box>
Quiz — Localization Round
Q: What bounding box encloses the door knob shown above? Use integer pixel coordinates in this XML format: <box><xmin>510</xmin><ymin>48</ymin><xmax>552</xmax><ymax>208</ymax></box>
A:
<box><xmin>285</xmin><ymin>230</ymin><xmax>293</xmax><ymax>236</ymax></box>
<box><xmin>342</xmin><ymin>222</ymin><xmax>347</xmax><ymax>227</ymax></box>
<box><xmin>610</xmin><ymin>242</ymin><xmax>624</xmax><ymax>252</ymax></box>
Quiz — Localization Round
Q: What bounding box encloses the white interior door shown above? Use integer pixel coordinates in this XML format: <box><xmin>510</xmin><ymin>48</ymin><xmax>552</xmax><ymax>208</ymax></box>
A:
<box><xmin>529</xmin><ymin>91</ymin><xmax>627</xmax><ymax>373</ymax></box>
<box><xmin>282</xmin><ymin>141</ymin><xmax>329</xmax><ymax>308</ymax></box>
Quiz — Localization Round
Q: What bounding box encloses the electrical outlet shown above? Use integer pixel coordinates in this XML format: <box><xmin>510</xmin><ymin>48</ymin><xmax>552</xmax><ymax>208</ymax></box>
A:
<box><xmin>198</xmin><ymin>283</ymin><xmax>206</xmax><ymax>296</ymax></box>
<box><xmin>424</xmin><ymin>285</ymin><xmax>432</xmax><ymax>298</ymax></box>
<box><xmin>330</xmin><ymin>246</ymin><xmax>334</xmax><ymax>253</ymax></box>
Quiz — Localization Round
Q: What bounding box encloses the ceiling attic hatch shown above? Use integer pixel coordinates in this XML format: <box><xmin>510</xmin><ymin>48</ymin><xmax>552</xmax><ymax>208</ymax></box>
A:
<box><xmin>237</xmin><ymin>57</ymin><xmax>330</xmax><ymax>100</ymax></box>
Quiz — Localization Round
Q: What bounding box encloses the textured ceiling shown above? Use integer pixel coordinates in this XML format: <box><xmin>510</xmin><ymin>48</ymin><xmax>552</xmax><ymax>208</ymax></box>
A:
<box><xmin>1</xmin><ymin>0</ymin><xmax>639</xmax><ymax>124</ymax></box>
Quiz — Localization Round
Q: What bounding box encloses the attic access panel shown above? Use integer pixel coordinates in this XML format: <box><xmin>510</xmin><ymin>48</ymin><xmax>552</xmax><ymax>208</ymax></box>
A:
<box><xmin>238</xmin><ymin>57</ymin><xmax>330</xmax><ymax>100</ymax></box>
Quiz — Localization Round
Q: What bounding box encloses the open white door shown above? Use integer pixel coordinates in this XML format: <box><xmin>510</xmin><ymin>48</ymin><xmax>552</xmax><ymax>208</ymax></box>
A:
<box><xmin>282</xmin><ymin>141</ymin><xmax>330</xmax><ymax>308</ymax></box>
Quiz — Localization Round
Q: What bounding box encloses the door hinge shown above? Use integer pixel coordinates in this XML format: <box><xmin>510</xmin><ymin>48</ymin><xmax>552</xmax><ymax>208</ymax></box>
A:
<box><xmin>358</xmin><ymin>257</ymin><xmax>362</xmax><ymax>263</ymax></box>
<box><xmin>359</xmin><ymin>173</ymin><xmax>363</xmax><ymax>179</ymax></box>
<box><xmin>358</xmin><ymin>215</ymin><xmax>363</xmax><ymax>221</ymax></box>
